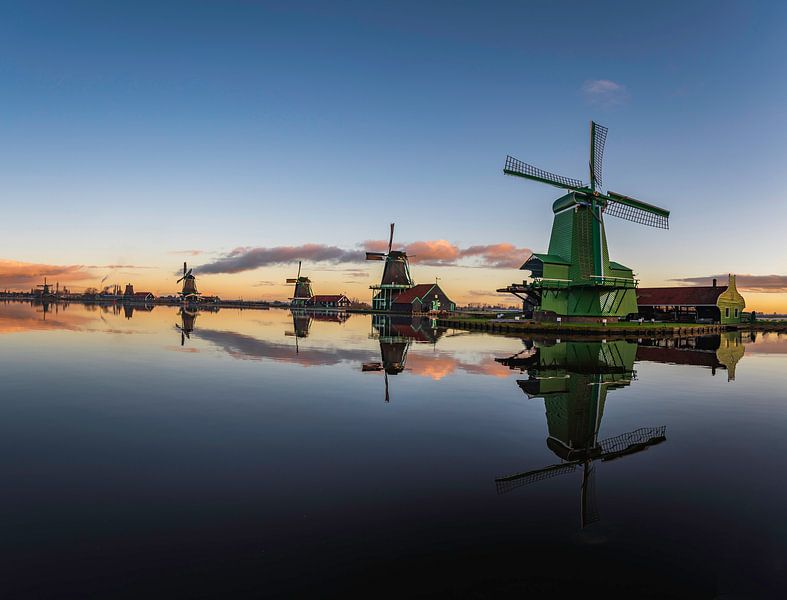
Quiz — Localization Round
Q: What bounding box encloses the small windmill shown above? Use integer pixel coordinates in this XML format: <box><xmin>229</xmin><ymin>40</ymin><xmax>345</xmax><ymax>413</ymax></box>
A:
<box><xmin>177</xmin><ymin>262</ymin><xmax>199</xmax><ymax>303</ymax></box>
<box><xmin>36</xmin><ymin>277</ymin><xmax>54</xmax><ymax>298</ymax></box>
<box><xmin>501</xmin><ymin>122</ymin><xmax>670</xmax><ymax>321</ymax></box>
<box><xmin>366</xmin><ymin>223</ymin><xmax>414</xmax><ymax>311</ymax></box>
<box><xmin>287</xmin><ymin>261</ymin><xmax>313</xmax><ymax>307</ymax></box>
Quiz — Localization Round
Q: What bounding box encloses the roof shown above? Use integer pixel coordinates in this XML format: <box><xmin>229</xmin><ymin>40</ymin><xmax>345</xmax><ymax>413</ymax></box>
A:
<box><xmin>528</xmin><ymin>253</ymin><xmax>571</xmax><ymax>265</ymax></box>
<box><xmin>133</xmin><ymin>291</ymin><xmax>154</xmax><ymax>297</ymax></box>
<box><xmin>637</xmin><ymin>286</ymin><xmax>726</xmax><ymax>306</ymax></box>
<box><xmin>391</xmin><ymin>284</ymin><xmax>436</xmax><ymax>305</ymax></box>
<box><xmin>608</xmin><ymin>261</ymin><xmax>632</xmax><ymax>272</ymax></box>
<box><xmin>310</xmin><ymin>294</ymin><xmax>348</xmax><ymax>302</ymax></box>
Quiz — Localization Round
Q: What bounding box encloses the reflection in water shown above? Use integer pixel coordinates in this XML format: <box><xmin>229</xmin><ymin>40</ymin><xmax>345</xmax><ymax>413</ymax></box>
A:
<box><xmin>175</xmin><ymin>307</ymin><xmax>198</xmax><ymax>346</ymax></box>
<box><xmin>362</xmin><ymin>315</ymin><xmax>446</xmax><ymax>402</ymax></box>
<box><xmin>636</xmin><ymin>332</ymin><xmax>744</xmax><ymax>381</ymax></box>
<box><xmin>496</xmin><ymin>340</ymin><xmax>667</xmax><ymax>528</ymax></box>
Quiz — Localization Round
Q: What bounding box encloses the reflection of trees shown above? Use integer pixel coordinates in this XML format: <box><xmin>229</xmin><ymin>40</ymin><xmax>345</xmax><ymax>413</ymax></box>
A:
<box><xmin>496</xmin><ymin>340</ymin><xmax>666</xmax><ymax>529</ymax></box>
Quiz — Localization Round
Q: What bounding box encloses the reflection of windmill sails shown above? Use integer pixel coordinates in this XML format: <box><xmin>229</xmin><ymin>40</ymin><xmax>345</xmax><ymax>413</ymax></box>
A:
<box><xmin>285</xmin><ymin>309</ymin><xmax>313</xmax><ymax>353</ymax></box>
<box><xmin>495</xmin><ymin>340</ymin><xmax>666</xmax><ymax>528</ymax></box>
<box><xmin>175</xmin><ymin>308</ymin><xmax>198</xmax><ymax>346</ymax></box>
<box><xmin>361</xmin><ymin>315</ymin><xmax>444</xmax><ymax>402</ymax></box>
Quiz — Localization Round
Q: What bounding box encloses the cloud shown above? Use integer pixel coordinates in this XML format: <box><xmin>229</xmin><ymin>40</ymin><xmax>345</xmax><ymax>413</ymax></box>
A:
<box><xmin>196</xmin><ymin>240</ymin><xmax>532</xmax><ymax>275</ymax></box>
<box><xmin>195</xmin><ymin>244</ymin><xmax>365</xmax><ymax>275</ymax></box>
<box><xmin>582</xmin><ymin>79</ymin><xmax>628</xmax><ymax>106</ymax></box>
<box><xmin>671</xmin><ymin>274</ymin><xmax>787</xmax><ymax>293</ymax></box>
<box><xmin>252</xmin><ymin>280</ymin><xmax>280</xmax><ymax>287</ymax></box>
<box><xmin>0</xmin><ymin>259</ymin><xmax>95</xmax><ymax>288</ymax></box>
<box><xmin>363</xmin><ymin>240</ymin><xmax>531</xmax><ymax>269</ymax></box>
<box><xmin>460</xmin><ymin>243</ymin><xmax>531</xmax><ymax>269</ymax></box>
<box><xmin>169</xmin><ymin>250</ymin><xmax>205</xmax><ymax>256</ymax></box>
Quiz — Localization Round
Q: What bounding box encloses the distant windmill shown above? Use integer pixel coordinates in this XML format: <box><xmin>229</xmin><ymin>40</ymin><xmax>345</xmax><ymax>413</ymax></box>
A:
<box><xmin>177</xmin><ymin>262</ymin><xmax>199</xmax><ymax>303</ymax></box>
<box><xmin>287</xmin><ymin>261</ymin><xmax>313</xmax><ymax>308</ymax></box>
<box><xmin>36</xmin><ymin>277</ymin><xmax>54</xmax><ymax>299</ymax></box>
<box><xmin>366</xmin><ymin>223</ymin><xmax>414</xmax><ymax>311</ymax></box>
<box><xmin>501</xmin><ymin>121</ymin><xmax>670</xmax><ymax>321</ymax></box>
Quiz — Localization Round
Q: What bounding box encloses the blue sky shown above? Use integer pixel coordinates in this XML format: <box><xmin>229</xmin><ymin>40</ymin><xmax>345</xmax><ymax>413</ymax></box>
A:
<box><xmin>1</xmin><ymin>1</ymin><xmax>785</xmax><ymax>307</ymax></box>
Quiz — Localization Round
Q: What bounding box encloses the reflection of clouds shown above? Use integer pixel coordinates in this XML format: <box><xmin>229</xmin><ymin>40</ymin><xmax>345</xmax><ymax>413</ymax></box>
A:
<box><xmin>407</xmin><ymin>353</ymin><xmax>512</xmax><ymax>380</ymax></box>
<box><xmin>194</xmin><ymin>329</ymin><xmax>374</xmax><ymax>366</ymax></box>
<box><xmin>744</xmin><ymin>333</ymin><xmax>787</xmax><ymax>354</ymax></box>
<box><xmin>0</xmin><ymin>304</ymin><xmax>91</xmax><ymax>334</ymax></box>
<box><xmin>193</xmin><ymin>328</ymin><xmax>514</xmax><ymax>379</ymax></box>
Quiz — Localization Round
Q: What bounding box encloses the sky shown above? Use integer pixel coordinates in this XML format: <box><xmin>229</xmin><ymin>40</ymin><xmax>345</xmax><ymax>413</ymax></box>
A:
<box><xmin>1</xmin><ymin>0</ymin><xmax>785</xmax><ymax>310</ymax></box>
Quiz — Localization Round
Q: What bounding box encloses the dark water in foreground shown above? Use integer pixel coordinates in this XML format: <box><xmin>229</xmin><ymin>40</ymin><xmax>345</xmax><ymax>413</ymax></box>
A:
<box><xmin>1</xmin><ymin>302</ymin><xmax>787</xmax><ymax>598</ymax></box>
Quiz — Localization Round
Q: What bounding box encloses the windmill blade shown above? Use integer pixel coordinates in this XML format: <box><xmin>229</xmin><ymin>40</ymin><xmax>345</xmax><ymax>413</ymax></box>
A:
<box><xmin>504</xmin><ymin>155</ymin><xmax>584</xmax><ymax>190</ymax></box>
<box><xmin>598</xmin><ymin>426</ymin><xmax>666</xmax><ymax>461</ymax></box>
<box><xmin>297</xmin><ymin>260</ymin><xmax>302</xmax><ymax>279</ymax></box>
<box><xmin>176</xmin><ymin>276</ymin><xmax>185</xmax><ymax>283</ymax></box>
<box><xmin>366</xmin><ymin>252</ymin><xmax>386</xmax><ymax>261</ymax></box>
<box><xmin>604</xmin><ymin>191</ymin><xmax>670</xmax><ymax>229</ymax></box>
<box><xmin>589</xmin><ymin>121</ymin><xmax>608</xmax><ymax>187</ymax></box>
<box><xmin>388</xmin><ymin>223</ymin><xmax>395</xmax><ymax>254</ymax></box>
<box><xmin>581</xmin><ymin>461</ymin><xmax>600</xmax><ymax>528</ymax></box>
<box><xmin>184</xmin><ymin>269</ymin><xmax>193</xmax><ymax>278</ymax></box>
<box><xmin>183</xmin><ymin>262</ymin><xmax>187</xmax><ymax>275</ymax></box>
<box><xmin>495</xmin><ymin>461</ymin><xmax>580</xmax><ymax>494</ymax></box>
<box><xmin>286</xmin><ymin>278</ymin><xmax>298</xmax><ymax>284</ymax></box>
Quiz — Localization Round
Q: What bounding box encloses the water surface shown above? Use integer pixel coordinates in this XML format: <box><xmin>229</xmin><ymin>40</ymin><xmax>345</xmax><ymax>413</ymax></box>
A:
<box><xmin>1</xmin><ymin>302</ymin><xmax>786</xmax><ymax>598</ymax></box>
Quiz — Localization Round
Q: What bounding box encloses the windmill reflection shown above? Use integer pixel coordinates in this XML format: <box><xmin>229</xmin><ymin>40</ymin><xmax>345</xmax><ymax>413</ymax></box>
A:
<box><xmin>175</xmin><ymin>307</ymin><xmax>199</xmax><ymax>346</ymax></box>
<box><xmin>495</xmin><ymin>340</ymin><xmax>666</xmax><ymax>528</ymax></box>
<box><xmin>362</xmin><ymin>315</ymin><xmax>445</xmax><ymax>402</ymax></box>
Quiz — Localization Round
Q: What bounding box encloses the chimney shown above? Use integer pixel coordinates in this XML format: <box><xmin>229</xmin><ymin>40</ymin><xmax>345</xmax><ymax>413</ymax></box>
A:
<box><xmin>712</xmin><ymin>278</ymin><xmax>717</xmax><ymax>287</ymax></box>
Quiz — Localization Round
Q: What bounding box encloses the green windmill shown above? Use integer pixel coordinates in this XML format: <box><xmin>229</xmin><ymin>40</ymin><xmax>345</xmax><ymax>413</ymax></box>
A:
<box><xmin>500</xmin><ymin>122</ymin><xmax>670</xmax><ymax>322</ymax></box>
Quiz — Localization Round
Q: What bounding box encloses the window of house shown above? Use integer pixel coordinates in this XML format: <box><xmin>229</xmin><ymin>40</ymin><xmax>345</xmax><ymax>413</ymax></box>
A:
<box><xmin>725</xmin><ymin>307</ymin><xmax>730</xmax><ymax>318</ymax></box>
<box><xmin>734</xmin><ymin>308</ymin><xmax>739</xmax><ymax>317</ymax></box>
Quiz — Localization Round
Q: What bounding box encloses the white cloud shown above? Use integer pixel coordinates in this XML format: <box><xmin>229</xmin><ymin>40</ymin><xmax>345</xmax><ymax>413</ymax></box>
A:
<box><xmin>581</xmin><ymin>79</ymin><xmax>628</xmax><ymax>106</ymax></box>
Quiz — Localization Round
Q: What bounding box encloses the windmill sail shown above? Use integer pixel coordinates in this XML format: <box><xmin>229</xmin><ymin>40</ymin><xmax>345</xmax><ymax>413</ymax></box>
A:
<box><xmin>504</xmin><ymin>155</ymin><xmax>583</xmax><ymax>190</ymax></box>
<box><xmin>589</xmin><ymin>121</ymin><xmax>608</xmax><ymax>187</ymax></box>
<box><xmin>604</xmin><ymin>191</ymin><xmax>670</xmax><ymax>229</ymax></box>
<box><xmin>495</xmin><ymin>462</ymin><xmax>579</xmax><ymax>494</ymax></box>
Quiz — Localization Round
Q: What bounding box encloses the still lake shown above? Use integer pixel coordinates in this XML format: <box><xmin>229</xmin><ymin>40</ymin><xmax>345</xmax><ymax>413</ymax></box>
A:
<box><xmin>1</xmin><ymin>301</ymin><xmax>787</xmax><ymax>598</ymax></box>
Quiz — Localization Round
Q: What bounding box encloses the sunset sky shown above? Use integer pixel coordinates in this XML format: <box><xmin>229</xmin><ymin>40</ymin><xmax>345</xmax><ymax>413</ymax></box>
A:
<box><xmin>1</xmin><ymin>1</ymin><xmax>785</xmax><ymax>311</ymax></box>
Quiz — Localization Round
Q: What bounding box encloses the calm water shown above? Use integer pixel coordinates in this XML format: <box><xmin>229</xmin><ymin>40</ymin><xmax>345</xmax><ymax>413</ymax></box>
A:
<box><xmin>2</xmin><ymin>302</ymin><xmax>787</xmax><ymax>598</ymax></box>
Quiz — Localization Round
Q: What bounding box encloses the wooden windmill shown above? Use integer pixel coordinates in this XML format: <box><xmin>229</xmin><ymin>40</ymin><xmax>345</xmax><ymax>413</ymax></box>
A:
<box><xmin>287</xmin><ymin>261</ymin><xmax>313</xmax><ymax>307</ymax></box>
<box><xmin>177</xmin><ymin>262</ymin><xmax>199</xmax><ymax>303</ymax></box>
<box><xmin>495</xmin><ymin>340</ymin><xmax>666</xmax><ymax>528</ymax></box>
<box><xmin>366</xmin><ymin>223</ymin><xmax>414</xmax><ymax>311</ymax></box>
<box><xmin>501</xmin><ymin>122</ymin><xmax>670</xmax><ymax>322</ymax></box>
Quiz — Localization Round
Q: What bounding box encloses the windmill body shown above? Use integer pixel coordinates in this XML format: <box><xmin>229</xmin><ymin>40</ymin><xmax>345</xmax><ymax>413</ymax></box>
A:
<box><xmin>287</xmin><ymin>261</ymin><xmax>313</xmax><ymax>308</ymax></box>
<box><xmin>367</xmin><ymin>223</ymin><xmax>414</xmax><ymax>311</ymax></box>
<box><xmin>500</xmin><ymin>122</ymin><xmax>670</xmax><ymax>322</ymax></box>
<box><xmin>177</xmin><ymin>262</ymin><xmax>200</xmax><ymax>303</ymax></box>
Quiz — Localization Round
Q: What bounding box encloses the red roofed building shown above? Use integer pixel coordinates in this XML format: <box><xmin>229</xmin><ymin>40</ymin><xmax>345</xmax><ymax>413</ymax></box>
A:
<box><xmin>307</xmin><ymin>294</ymin><xmax>350</xmax><ymax>309</ymax></box>
<box><xmin>637</xmin><ymin>274</ymin><xmax>745</xmax><ymax>324</ymax></box>
<box><xmin>390</xmin><ymin>283</ymin><xmax>455</xmax><ymax>315</ymax></box>
<box><xmin>132</xmin><ymin>291</ymin><xmax>155</xmax><ymax>302</ymax></box>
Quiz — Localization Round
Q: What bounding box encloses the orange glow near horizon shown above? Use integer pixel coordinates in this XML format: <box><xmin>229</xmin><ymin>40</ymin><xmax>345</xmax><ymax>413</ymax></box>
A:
<box><xmin>2</xmin><ymin>257</ymin><xmax>786</xmax><ymax>312</ymax></box>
